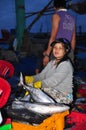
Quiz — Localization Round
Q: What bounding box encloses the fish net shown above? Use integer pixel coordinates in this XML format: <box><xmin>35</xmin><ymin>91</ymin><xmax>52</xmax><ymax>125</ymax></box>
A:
<box><xmin>11</xmin><ymin>110</ymin><xmax>69</xmax><ymax>130</ymax></box>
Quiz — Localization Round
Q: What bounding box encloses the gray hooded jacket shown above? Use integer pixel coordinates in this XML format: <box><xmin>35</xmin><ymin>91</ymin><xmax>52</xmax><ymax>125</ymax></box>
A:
<box><xmin>33</xmin><ymin>59</ymin><xmax>73</xmax><ymax>98</ymax></box>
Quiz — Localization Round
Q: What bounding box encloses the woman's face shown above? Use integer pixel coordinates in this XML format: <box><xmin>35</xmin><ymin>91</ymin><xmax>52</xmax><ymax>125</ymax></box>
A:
<box><xmin>53</xmin><ymin>42</ymin><xmax>66</xmax><ymax>59</ymax></box>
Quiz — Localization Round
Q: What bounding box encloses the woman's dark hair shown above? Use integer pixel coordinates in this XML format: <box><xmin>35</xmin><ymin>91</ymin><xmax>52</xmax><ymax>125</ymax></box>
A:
<box><xmin>51</xmin><ymin>52</ymin><xmax>74</xmax><ymax>68</ymax></box>
<box><xmin>54</xmin><ymin>0</ymin><xmax>66</xmax><ymax>8</ymax></box>
<box><xmin>52</xmin><ymin>52</ymin><xmax>70</xmax><ymax>67</ymax></box>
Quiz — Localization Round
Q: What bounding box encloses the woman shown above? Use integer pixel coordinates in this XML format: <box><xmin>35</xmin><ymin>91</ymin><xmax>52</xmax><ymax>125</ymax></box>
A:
<box><xmin>25</xmin><ymin>38</ymin><xmax>74</xmax><ymax>104</ymax></box>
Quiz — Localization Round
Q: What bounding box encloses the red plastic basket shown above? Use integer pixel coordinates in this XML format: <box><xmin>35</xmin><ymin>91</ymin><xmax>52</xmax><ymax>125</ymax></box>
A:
<box><xmin>0</xmin><ymin>60</ymin><xmax>14</xmax><ymax>78</ymax></box>
<box><xmin>77</xmin><ymin>87</ymin><xmax>86</xmax><ymax>98</ymax></box>
<box><xmin>0</xmin><ymin>78</ymin><xmax>11</xmax><ymax>108</ymax></box>
<box><xmin>66</xmin><ymin>111</ymin><xmax>86</xmax><ymax>125</ymax></box>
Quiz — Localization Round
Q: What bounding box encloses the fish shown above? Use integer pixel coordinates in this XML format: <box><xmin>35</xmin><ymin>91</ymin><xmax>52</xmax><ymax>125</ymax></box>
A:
<box><xmin>19</xmin><ymin>72</ymin><xmax>55</xmax><ymax>103</ymax></box>
<box><xmin>24</xmin><ymin>85</ymin><xmax>55</xmax><ymax>103</ymax></box>
<box><xmin>75</xmin><ymin>97</ymin><xmax>86</xmax><ymax>104</ymax></box>
<box><xmin>18</xmin><ymin>94</ymin><xmax>31</xmax><ymax>102</ymax></box>
<box><xmin>12</xmin><ymin>100</ymin><xmax>70</xmax><ymax>115</ymax></box>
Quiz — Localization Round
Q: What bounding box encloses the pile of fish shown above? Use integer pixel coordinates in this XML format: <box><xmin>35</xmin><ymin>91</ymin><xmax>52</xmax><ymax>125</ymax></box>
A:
<box><xmin>6</xmin><ymin>72</ymin><xmax>70</xmax><ymax>124</ymax></box>
<box><xmin>12</xmin><ymin>100</ymin><xmax>69</xmax><ymax>115</ymax></box>
<box><xmin>11</xmin><ymin>73</ymin><xmax>69</xmax><ymax>114</ymax></box>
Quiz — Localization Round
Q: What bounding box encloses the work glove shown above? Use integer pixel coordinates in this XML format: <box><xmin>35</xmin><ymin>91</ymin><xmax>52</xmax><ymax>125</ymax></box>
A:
<box><xmin>33</xmin><ymin>81</ymin><xmax>42</xmax><ymax>89</ymax></box>
<box><xmin>25</xmin><ymin>76</ymin><xmax>34</xmax><ymax>84</ymax></box>
<box><xmin>24</xmin><ymin>90</ymin><xmax>29</xmax><ymax>96</ymax></box>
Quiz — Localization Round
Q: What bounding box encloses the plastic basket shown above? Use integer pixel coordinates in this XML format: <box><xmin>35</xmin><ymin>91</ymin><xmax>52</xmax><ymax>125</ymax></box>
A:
<box><xmin>11</xmin><ymin>110</ymin><xmax>69</xmax><ymax>130</ymax></box>
<box><xmin>0</xmin><ymin>60</ymin><xmax>14</xmax><ymax>78</ymax></box>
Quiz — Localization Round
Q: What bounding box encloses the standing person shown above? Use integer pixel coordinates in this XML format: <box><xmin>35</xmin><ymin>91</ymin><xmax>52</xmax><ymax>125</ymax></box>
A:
<box><xmin>24</xmin><ymin>38</ymin><xmax>74</xmax><ymax>104</ymax></box>
<box><xmin>43</xmin><ymin>0</ymin><xmax>76</xmax><ymax>66</ymax></box>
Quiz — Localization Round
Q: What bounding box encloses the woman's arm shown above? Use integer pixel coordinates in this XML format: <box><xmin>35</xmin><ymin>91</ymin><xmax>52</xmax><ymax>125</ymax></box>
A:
<box><xmin>33</xmin><ymin>61</ymin><xmax>52</xmax><ymax>81</ymax></box>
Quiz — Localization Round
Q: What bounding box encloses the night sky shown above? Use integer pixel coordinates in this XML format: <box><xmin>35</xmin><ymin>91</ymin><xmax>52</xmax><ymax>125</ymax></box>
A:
<box><xmin>0</xmin><ymin>0</ymin><xmax>86</xmax><ymax>37</ymax></box>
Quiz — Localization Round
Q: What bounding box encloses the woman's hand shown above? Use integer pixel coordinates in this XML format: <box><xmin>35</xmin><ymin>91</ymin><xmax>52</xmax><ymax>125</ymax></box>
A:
<box><xmin>34</xmin><ymin>81</ymin><xmax>42</xmax><ymax>89</ymax></box>
<box><xmin>25</xmin><ymin>76</ymin><xmax>34</xmax><ymax>84</ymax></box>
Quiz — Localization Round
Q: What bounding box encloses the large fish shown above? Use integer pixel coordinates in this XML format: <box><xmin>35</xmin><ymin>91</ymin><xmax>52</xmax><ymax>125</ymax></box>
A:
<box><xmin>18</xmin><ymin>94</ymin><xmax>31</xmax><ymax>102</ymax></box>
<box><xmin>19</xmin><ymin>72</ymin><xmax>55</xmax><ymax>103</ymax></box>
<box><xmin>12</xmin><ymin>100</ymin><xmax>70</xmax><ymax>115</ymax></box>
<box><xmin>24</xmin><ymin>85</ymin><xmax>55</xmax><ymax>103</ymax></box>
